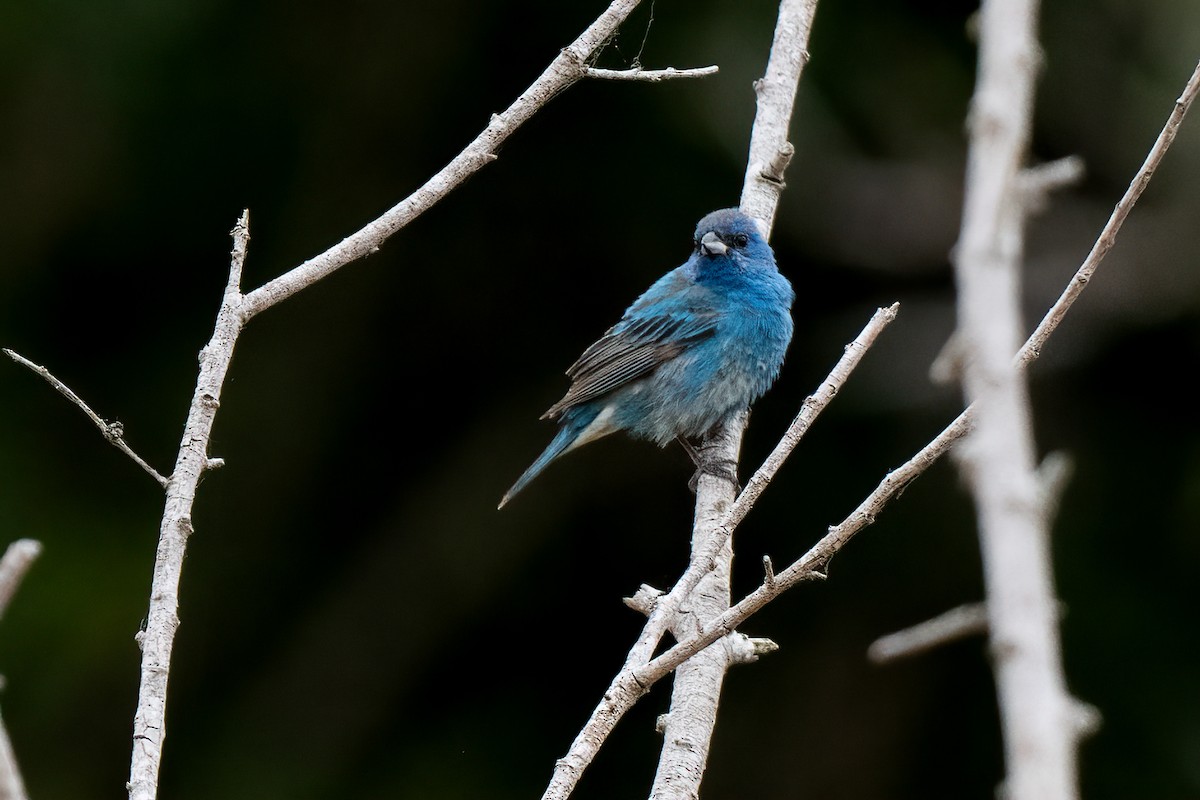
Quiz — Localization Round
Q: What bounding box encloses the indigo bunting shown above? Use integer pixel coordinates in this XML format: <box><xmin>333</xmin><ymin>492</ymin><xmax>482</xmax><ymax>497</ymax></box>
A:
<box><xmin>499</xmin><ymin>208</ymin><xmax>794</xmax><ymax>509</ymax></box>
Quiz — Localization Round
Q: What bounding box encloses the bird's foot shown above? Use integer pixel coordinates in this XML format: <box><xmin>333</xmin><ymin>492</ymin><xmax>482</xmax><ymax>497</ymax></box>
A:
<box><xmin>687</xmin><ymin>458</ymin><xmax>742</xmax><ymax>495</ymax></box>
<box><xmin>679</xmin><ymin>437</ymin><xmax>742</xmax><ymax>494</ymax></box>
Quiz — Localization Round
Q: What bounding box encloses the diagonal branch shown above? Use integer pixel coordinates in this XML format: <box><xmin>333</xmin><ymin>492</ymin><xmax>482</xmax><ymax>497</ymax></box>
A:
<box><xmin>2</xmin><ymin>350</ymin><xmax>169</xmax><ymax>488</ymax></box>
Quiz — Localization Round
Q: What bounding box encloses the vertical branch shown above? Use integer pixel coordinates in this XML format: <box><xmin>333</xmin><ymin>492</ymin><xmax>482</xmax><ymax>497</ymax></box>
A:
<box><xmin>127</xmin><ymin>213</ymin><xmax>249</xmax><ymax>800</ymax></box>
<box><xmin>740</xmin><ymin>0</ymin><xmax>817</xmax><ymax>235</ymax></box>
<box><xmin>649</xmin><ymin>423</ymin><xmax>741</xmax><ymax>799</ymax></box>
<box><xmin>953</xmin><ymin>0</ymin><xmax>1080</xmax><ymax>798</ymax></box>
<box><xmin>649</xmin><ymin>2</ymin><xmax>820</xmax><ymax>798</ymax></box>
<box><xmin>0</xmin><ymin>539</ymin><xmax>43</xmax><ymax>800</ymax></box>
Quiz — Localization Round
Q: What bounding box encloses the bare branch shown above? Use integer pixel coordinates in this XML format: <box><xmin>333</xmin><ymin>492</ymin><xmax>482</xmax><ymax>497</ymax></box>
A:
<box><xmin>953</xmin><ymin>0</ymin><xmax>1079</xmax><ymax>794</ymax></box>
<box><xmin>740</xmin><ymin>0</ymin><xmax>819</xmax><ymax>234</ymax></box>
<box><xmin>2</xmin><ymin>349</ymin><xmax>168</xmax><ymax>488</ymax></box>
<box><xmin>868</xmin><ymin>602</ymin><xmax>990</xmax><ymax>664</ymax></box>
<box><xmin>585</xmin><ymin>65</ymin><xmax>718</xmax><ymax>81</ymax></box>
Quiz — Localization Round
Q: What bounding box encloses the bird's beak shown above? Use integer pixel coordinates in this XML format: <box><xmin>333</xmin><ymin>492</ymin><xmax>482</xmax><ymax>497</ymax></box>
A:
<box><xmin>700</xmin><ymin>231</ymin><xmax>727</xmax><ymax>256</ymax></box>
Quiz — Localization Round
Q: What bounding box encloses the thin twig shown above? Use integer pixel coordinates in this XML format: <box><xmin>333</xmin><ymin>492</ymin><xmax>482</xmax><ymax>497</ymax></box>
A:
<box><xmin>867</xmin><ymin>602</ymin><xmax>990</xmax><ymax>663</ymax></box>
<box><xmin>2</xmin><ymin>350</ymin><xmax>168</xmax><ymax>488</ymax></box>
<box><xmin>586</xmin><ymin>65</ymin><xmax>718</xmax><ymax>81</ymax></box>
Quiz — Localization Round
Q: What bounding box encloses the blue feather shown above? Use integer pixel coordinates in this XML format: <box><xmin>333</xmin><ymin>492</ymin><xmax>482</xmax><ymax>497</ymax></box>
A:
<box><xmin>499</xmin><ymin>208</ymin><xmax>794</xmax><ymax>509</ymax></box>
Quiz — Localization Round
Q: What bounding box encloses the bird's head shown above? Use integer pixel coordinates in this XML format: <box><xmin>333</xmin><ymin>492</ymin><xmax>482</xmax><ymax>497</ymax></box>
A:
<box><xmin>691</xmin><ymin>208</ymin><xmax>772</xmax><ymax>268</ymax></box>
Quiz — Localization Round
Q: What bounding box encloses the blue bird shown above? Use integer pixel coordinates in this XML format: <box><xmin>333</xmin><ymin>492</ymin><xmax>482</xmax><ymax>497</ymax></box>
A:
<box><xmin>498</xmin><ymin>208</ymin><xmax>794</xmax><ymax>509</ymax></box>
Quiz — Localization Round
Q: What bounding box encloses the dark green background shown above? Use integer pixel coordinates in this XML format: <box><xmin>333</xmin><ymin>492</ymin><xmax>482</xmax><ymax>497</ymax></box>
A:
<box><xmin>2</xmin><ymin>1</ymin><xmax>1198</xmax><ymax>798</ymax></box>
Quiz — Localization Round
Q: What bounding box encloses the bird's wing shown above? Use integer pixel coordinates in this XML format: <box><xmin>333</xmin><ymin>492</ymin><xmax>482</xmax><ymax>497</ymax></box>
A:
<box><xmin>541</xmin><ymin>310</ymin><xmax>718</xmax><ymax>419</ymax></box>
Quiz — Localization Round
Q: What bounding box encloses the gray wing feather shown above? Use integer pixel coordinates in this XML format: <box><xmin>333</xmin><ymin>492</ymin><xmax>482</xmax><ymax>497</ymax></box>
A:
<box><xmin>541</xmin><ymin>313</ymin><xmax>717</xmax><ymax>419</ymax></box>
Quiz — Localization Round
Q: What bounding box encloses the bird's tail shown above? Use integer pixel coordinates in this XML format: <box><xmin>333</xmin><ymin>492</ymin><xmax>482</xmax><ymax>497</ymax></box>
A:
<box><xmin>498</xmin><ymin>406</ymin><xmax>604</xmax><ymax>509</ymax></box>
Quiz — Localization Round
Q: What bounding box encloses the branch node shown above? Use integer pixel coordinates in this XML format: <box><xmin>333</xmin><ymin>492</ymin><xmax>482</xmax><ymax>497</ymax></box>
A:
<box><xmin>203</xmin><ymin>457</ymin><xmax>226</xmax><ymax>472</ymax></box>
<box><xmin>759</xmin><ymin>142</ymin><xmax>795</xmax><ymax>186</ymax></box>
<box><xmin>104</xmin><ymin>420</ymin><xmax>125</xmax><ymax>444</ymax></box>
<box><xmin>762</xmin><ymin>555</ymin><xmax>775</xmax><ymax>589</ymax></box>
<box><xmin>728</xmin><ymin>632</ymin><xmax>780</xmax><ymax>665</ymax></box>
<box><xmin>622</xmin><ymin>584</ymin><xmax>663</xmax><ymax>616</ymax></box>
<box><xmin>655</xmin><ymin>713</ymin><xmax>669</xmax><ymax>734</ymax></box>
<box><xmin>560</xmin><ymin>46</ymin><xmax>588</xmax><ymax>78</ymax></box>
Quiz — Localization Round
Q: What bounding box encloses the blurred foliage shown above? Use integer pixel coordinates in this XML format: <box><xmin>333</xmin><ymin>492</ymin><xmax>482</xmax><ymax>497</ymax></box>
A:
<box><xmin>1</xmin><ymin>0</ymin><xmax>1199</xmax><ymax>798</ymax></box>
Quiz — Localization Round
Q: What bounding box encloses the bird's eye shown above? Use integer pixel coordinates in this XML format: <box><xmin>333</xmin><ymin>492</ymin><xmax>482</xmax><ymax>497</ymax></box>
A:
<box><xmin>730</xmin><ymin>233</ymin><xmax>749</xmax><ymax>248</ymax></box>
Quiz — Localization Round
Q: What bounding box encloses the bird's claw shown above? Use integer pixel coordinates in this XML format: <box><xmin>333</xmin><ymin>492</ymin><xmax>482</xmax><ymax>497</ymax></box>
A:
<box><xmin>688</xmin><ymin>458</ymin><xmax>741</xmax><ymax>495</ymax></box>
